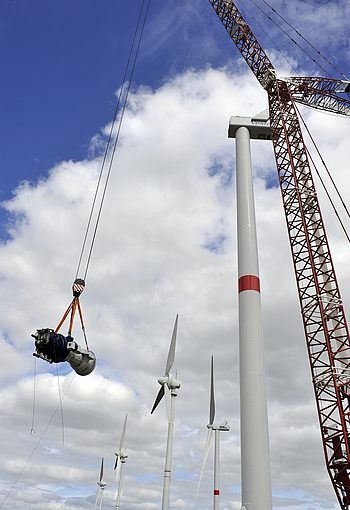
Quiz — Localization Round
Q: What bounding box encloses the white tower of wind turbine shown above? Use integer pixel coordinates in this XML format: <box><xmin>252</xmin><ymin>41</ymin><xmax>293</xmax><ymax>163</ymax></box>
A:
<box><xmin>151</xmin><ymin>314</ymin><xmax>180</xmax><ymax>510</ymax></box>
<box><xmin>197</xmin><ymin>355</ymin><xmax>230</xmax><ymax>510</ymax></box>
<box><xmin>114</xmin><ymin>413</ymin><xmax>128</xmax><ymax>510</ymax></box>
<box><xmin>94</xmin><ymin>457</ymin><xmax>107</xmax><ymax>510</ymax></box>
<box><xmin>229</xmin><ymin>113</ymin><xmax>272</xmax><ymax>510</ymax></box>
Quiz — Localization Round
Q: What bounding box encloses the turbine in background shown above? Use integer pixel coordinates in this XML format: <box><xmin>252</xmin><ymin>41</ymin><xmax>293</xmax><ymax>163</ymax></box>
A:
<box><xmin>114</xmin><ymin>413</ymin><xmax>128</xmax><ymax>510</ymax></box>
<box><xmin>151</xmin><ymin>314</ymin><xmax>181</xmax><ymax>510</ymax></box>
<box><xmin>94</xmin><ymin>457</ymin><xmax>107</xmax><ymax>510</ymax></box>
<box><xmin>197</xmin><ymin>355</ymin><xmax>230</xmax><ymax>510</ymax></box>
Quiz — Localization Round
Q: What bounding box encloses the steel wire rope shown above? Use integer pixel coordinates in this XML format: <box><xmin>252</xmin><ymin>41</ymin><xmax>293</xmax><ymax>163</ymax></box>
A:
<box><xmin>244</xmin><ymin>0</ymin><xmax>331</xmax><ymax>77</ymax></box>
<box><xmin>295</xmin><ymin>103</ymin><xmax>350</xmax><ymax>221</ymax></box>
<box><xmin>236</xmin><ymin>0</ymin><xmax>298</xmax><ymax>74</ymax></box>
<box><xmin>295</xmin><ymin>103</ymin><xmax>350</xmax><ymax>243</ymax></box>
<box><xmin>75</xmin><ymin>0</ymin><xmax>148</xmax><ymax>281</ymax></box>
<box><xmin>81</xmin><ymin>0</ymin><xmax>152</xmax><ymax>281</ymax></box>
<box><xmin>258</xmin><ymin>0</ymin><xmax>349</xmax><ymax>80</ymax></box>
<box><xmin>56</xmin><ymin>365</ymin><xmax>65</xmax><ymax>446</ymax></box>
<box><xmin>0</xmin><ymin>373</ymin><xmax>76</xmax><ymax>509</ymax></box>
<box><xmin>29</xmin><ymin>358</ymin><xmax>37</xmax><ymax>435</ymax></box>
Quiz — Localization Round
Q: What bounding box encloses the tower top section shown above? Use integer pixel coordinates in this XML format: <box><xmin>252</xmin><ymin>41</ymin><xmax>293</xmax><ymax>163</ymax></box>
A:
<box><xmin>228</xmin><ymin>113</ymin><xmax>271</xmax><ymax>140</ymax></box>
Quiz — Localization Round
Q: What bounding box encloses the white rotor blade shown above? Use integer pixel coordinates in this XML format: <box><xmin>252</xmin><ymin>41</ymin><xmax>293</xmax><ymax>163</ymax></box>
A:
<box><xmin>165</xmin><ymin>314</ymin><xmax>178</xmax><ymax>375</ymax></box>
<box><xmin>115</xmin><ymin>460</ymin><xmax>121</xmax><ymax>483</ymax></box>
<box><xmin>99</xmin><ymin>490</ymin><xmax>104</xmax><ymax>510</ymax></box>
<box><xmin>164</xmin><ymin>382</ymin><xmax>171</xmax><ymax>422</ymax></box>
<box><xmin>120</xmin><ymin>413</ymin><xmax>128</xmax><ymax>450</ymax></box>
<box><xmin>196</xmin><ymin>428</ymin><xmax>213</xmax><ymax>499</ymax></box>
<box><xmin>209</xmin><ymin>355</ymin><xmax>215</xmax><ymax>425</ymax></box>
<box><xmin>116</xmin><ymin>462</ymin><xmax>125</xmax><ymax>508</ymax></box>
<box><xmin>94</xmin><ymin>488</ymin><xmax>101</xmax><ymax>509</ymax></box>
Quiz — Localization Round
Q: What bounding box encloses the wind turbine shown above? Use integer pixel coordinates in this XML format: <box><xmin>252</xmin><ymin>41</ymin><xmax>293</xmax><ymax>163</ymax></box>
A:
<box><xmin>114</xmin><ymin>413</ymin><xmax>128</xmax><ymax>510</ymax></box>
<box><xmin>94</xmin><ymin>457</ymin><xmax>107</xmax><ymax>510</ymax></box>
<box><xmin>197</xmin><ymin>355</ymin><xmax>230</xmax><ymax>510</ymax></box>
<box><xmin>151</xmin><ymin>314</ymin><xmax>181</xmax><ymax>510</ymax></box>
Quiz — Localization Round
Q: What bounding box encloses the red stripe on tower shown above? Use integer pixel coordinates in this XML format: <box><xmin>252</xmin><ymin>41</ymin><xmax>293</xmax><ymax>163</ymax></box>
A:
<box><xmin>214</xmin><ymin>490</ymin><xmax>220</xmax><ymax>496</ymax></box>
<box><xmin>238</xmin><ymin>275</ymin><xmax>260</xmax><ymax>293</ymax></box>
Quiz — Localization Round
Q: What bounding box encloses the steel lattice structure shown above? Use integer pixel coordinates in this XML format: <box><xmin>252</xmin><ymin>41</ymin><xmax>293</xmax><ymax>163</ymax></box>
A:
<box><xmin>207</xmin><ymin>0</ymin><xmax>350</xmax><ymax>507</ymax></box>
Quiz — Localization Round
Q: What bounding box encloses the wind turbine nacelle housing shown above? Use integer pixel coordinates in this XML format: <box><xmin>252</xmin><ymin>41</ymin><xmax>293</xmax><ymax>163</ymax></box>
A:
<box><xmin>32</xmin><ymin>328</ymin><xmax>96</xmax><ymax>376</ymax></box>
<box><xmin>158</xmin><ymin>375</ymin><xmax>181</xmax><ymax>389</ymax></box>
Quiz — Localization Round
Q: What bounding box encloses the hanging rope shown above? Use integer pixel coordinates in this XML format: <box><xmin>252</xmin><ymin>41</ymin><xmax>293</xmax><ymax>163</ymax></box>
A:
<box><xmin>75</xmin><ymin>0</ymin><xmax>149</xmax><ymax>281</ymax></box>
<box><xmin>0</xmin><ymin>373</ymin><xmax>76</xmax><ymax>509</ymax></box>
<box><xmin>75</xmin><ymin>0</ymin><xmax>152</xmax><ymax>283</ymax></box>
<box><xmin>258</xmin><ymin>0</ymin><xmax>349</xmax><ymax>80</ymax></box>
<box><xmin>30</xmin><ymin>358</ymin><xmax>37</xmax><ymax>435</ymax></box>
<box><xmin>243</xmin><ymin>0</ymin><xmax>336</xmax><ymax>78</ymax></box>
<box><xmin>237</xmin><ymin>0</ymin><xmax>298</xmax><ymax>74</ymax></box>
<box><xmin>51</xmin><ymin>0</ymin><xmax>152</xmax><ymax>347</ymax></box>
<box><xmin>295</xmin><ymin>103</ymin><xmax>350</xmax><ymax>244</ymax></box>
<box><xmin>55</xmin><ymin>365</ymin><xmax>65</xmax><ymax>446</ymax></box>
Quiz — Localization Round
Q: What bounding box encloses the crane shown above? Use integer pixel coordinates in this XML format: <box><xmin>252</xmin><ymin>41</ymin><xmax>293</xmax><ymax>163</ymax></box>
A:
<box><xmin>207</xmin><ymin>0</ymin><xmax>350</xmax><ymax>508</ymax></box>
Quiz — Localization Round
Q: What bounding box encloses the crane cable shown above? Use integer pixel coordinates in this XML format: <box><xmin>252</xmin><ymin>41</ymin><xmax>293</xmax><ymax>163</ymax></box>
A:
<box><xmin>237</xmin><ymin>0</ymin><xmax>298</xmax><ymax>74</ymax></box>
<box><xmin>295</xmin><ymin>103</ymin><xmax>350</xmax><ymax>244</ymax></box>
<box><xmin>53</xmin><ymin>0</ymin><xmax>152</xmax><ymax>345</ymax></box>
<box><xmin>258</xmin><ymin>0</ymin><xmax>349</xmax><ymax>81</ymax></box>
<box><xmin>243</xmin><ymin>0</ymin><xmax>341</xmax><ymax>79</ymax></box>
<box><xmin>75</xmin><ymin>0</ymin><xmax>152</xmax><ymax>283</ymax></box>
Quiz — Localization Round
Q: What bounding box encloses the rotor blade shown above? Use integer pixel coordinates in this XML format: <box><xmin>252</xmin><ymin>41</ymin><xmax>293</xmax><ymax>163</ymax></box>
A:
<box><xmin>164</xmin><ymin>383</ymin><xmax>171</xmax><ymax>422</ymax></box>
<box><xmin>99</xmin><ymin>490</ymin><xmax>104</xmax><ymax>510</ymax></box>
<box><xmin>115</xmin><ymin>461</ymin><xmax>121</xmax><ymax>484</ymax></box>
<box><xmin>99</xmin><ymin>457</ymin><xmax>104</xmax><ymax>482</ymax></box>
<box><xmin>165</xmin><ymin>314</ymin><xmax>178</xmax><ymax>376</ymax></box>
<box><xmin>94</xmin><ymin>488</ymin><xmax>101</xmax><ymax>509</ymax></box>
<box><xmin>195</xmin><ymin>428</ymin><xmax>213</xmax><ymax>499</ymax></box>
<box><xmin>209</xmin><ymin>355</ymin><xmax>215</xmax><ymax>425</ymax></box>
<box><xmin>120</xmin><ymin>413</ymin><xmax>128</xmax><ymax>450</ymax></box>
<box><xmin>116</xmin><ymin>462</ymin><xmax>124</xmax><ymax>505</ymax></box>
<box><xmin>114</xmin><ymin>454</ymin><xmax>119</xmax><ymax>470</ymax></box>
<box><xmin>151</xmin><ymin>384</ymin><xmax>165</xmax><ymax>414</ymax></box>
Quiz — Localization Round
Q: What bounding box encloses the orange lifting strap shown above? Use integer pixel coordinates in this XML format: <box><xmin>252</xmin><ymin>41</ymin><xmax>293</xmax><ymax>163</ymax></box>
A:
<box><xmin>54</xmin><ymin>279</ymin><xmax>89</xmax><ymax>350</ymax></box>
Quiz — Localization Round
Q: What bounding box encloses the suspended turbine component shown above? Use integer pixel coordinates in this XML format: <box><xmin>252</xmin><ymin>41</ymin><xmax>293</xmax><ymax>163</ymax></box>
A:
<box><xmin>32</xmin><ymin>328</ymin><xmax>96</xmax><ymax>376</ymax></box>
<box><xmin>94</xmin><ymin>457</ymin><xmax>107</xmax><ymax>510</ymax></box>
<box><xmin>197</xmin><ymin>356</ymin><xmax>230</xmax><ymax>510</ymax></box>
<box><xmin>32</xmin><ymin>279</ymin><xmax>96</xmax><ymax>375</ymax></box>
<box><xmin>114</xmin><ymin>413</ymin><xmax>128</xmax><ymax>510</ymax></box>
<box><xmin>151</xmin><ymin>315</ymin><xmax>181</xmax><ymax>510</ymax></box>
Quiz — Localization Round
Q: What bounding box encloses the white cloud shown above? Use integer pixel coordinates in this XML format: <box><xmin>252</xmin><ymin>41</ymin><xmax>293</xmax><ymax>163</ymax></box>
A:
<box><xmin>0</xmin><ymin>63</ymin><xmax>349</xmax><ymax>510</ymax></box>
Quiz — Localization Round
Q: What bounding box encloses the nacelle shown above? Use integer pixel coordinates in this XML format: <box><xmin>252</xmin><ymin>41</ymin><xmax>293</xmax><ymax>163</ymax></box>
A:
<box><xmin>32</xmin><ymin>328</ymin><xmax>96</xmax><ymax>376</ymax></box>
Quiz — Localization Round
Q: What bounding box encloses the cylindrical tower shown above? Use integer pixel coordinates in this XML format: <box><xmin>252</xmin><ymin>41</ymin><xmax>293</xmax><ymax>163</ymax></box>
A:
<box><xmin>229</xmin><ymin>114</ymin><xmax>272</xmax><ymax>510</ymax></box>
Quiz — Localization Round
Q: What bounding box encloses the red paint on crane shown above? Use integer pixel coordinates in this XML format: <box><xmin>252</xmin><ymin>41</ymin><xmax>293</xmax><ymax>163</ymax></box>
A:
<box><xmin>238</xmin><ymin>275</ymin><xmax>260</xmax><ymax>293</ymax></box>
<box><xmin>214</xmin><ymin>490</ymin><xmax>220</xmax><ymax>496</ymax></box>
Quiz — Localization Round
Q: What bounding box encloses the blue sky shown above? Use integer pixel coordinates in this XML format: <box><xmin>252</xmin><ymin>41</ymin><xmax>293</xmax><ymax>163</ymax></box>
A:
<box><xmin>1</xmin><ymin>0</ymin><xmax>348</xmax><ymax>222</ymax></box>
<box><xmin>0</xmin><ymin>0</ymin><xmax>228</xmax><ymax>213</ymax></box>
<box><xmin>0</xmin><ymin>1</ymin><xmax>349</xmax><ymax>509</ymax></box>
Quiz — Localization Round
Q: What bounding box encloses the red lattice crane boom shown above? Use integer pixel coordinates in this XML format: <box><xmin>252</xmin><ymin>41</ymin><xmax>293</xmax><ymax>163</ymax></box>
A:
<box><xmin>207</xmin><ymin>0</ymin><xmax>350</xmax><ymax>507</ymax></box>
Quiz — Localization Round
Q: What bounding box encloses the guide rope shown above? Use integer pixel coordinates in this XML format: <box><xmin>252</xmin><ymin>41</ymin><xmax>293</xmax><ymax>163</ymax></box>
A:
<box><xmin>0</xmin><ymin>373</ymin><xmax>76</xmax><ymax>509</ymax></box>
<box><xmin>258</xmin><ymin>0</ymin><xmax>349</xmax><ymax>80</ymax></box>
<box><xmin>56</xmin><ymin>366</ymin><xmax>65</xmax><ymax>446</ymax></box>
<box><xmin>243</xmin><ymin>0</ymin><xmax>346</xmax><ymax>79</ymax></box>
<box><xmin>238</xmin><ymin>0</ymin><xmax>298</xmax><ymax>74</ymax></box>
<box><xmin>295</xmin><ymin>103</ymin><xmax>350</xmax><ymax>243</ymax></box>
<box><xmin>30</xmin><ymin>358</ymin><xmax>37</xmax><ymax>435</ymax></box>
